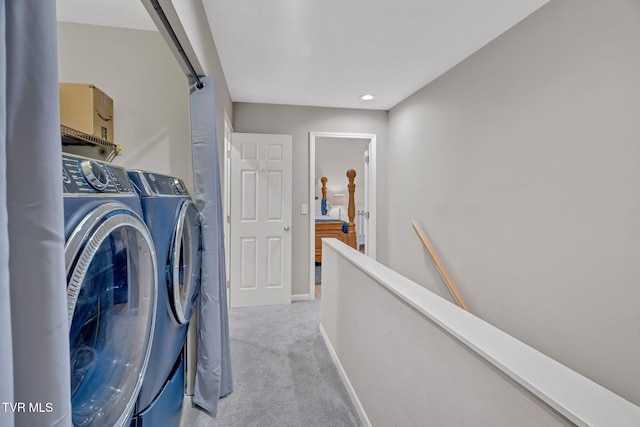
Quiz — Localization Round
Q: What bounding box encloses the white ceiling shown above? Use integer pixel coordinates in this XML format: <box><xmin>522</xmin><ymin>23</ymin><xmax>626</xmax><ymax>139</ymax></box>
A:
<box><xmin>57</xmin><ymin>0</ymin><xmax>550</xmax><ymax>111</ymax></box>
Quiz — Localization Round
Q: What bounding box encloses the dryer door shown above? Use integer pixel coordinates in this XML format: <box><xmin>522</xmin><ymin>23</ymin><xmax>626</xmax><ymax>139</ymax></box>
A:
<box><xmin>65</xmin><ymin>202</ymin><xmax>157</xmax><ymax>427</ymax></box>
<box><xmin>168</xmin><ymin>200</ymin><xmax>201</xmax><ymax>325</ymax></box>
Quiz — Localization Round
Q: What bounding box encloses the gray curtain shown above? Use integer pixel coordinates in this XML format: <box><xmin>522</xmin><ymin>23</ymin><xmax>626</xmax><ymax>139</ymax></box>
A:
<box><xmin>0</xmin><ymin>2</ymin><xmax>72</xmax><ymax>426</ymax></box>
<box><xmin>0</xmin><ymin>4</ymin><xmax>14</xmax><ymax>427</ymax></box>
<box><xmin>190</xmin><ymin>76</ymin><xmax>233</xmax><ymax>415</ymax></box>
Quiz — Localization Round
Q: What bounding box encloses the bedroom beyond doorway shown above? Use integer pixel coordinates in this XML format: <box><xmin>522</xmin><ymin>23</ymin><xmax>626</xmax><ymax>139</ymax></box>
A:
<box><xmin>309</xmin><ymin>132</ymin><xmax>377</xmax><ymax>299</ymax></box>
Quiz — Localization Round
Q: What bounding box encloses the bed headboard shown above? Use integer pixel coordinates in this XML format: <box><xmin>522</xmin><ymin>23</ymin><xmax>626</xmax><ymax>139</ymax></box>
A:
<box><xmin>318</xmin><ymin>172</ymin><xmax>358</xmax><ymax>248</ymax></box>
<box><xmin>321</xmin><ymin>177</ymin><xmax>328</xmax><ymax>201</ymax></box>
<box><xmin>346</xmin><ymin>169</ymin><xmax>357</xmax><ymax>248</ymax></box>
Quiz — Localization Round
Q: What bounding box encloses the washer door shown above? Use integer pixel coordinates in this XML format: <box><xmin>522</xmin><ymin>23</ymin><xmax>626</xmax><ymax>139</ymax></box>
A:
<box><xmin>168</xmin><ymin>200</ymin><xmax>201</xmax><ymax>325</ymax></box>
<box><xmin>65</xmin><ymin>202</ymin><xmax>157</xmax><ymax>427</ymax></box>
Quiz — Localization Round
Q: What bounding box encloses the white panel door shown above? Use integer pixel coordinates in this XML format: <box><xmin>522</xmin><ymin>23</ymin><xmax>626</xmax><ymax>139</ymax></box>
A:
<box><xmin>230</xmin><ymin>133</ymin><xmax>292</xmax><ymax>307</ymax></box>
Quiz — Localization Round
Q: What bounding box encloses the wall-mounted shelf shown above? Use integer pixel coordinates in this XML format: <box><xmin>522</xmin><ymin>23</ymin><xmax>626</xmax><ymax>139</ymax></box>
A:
<box><xmin>61</xmin><ymin>124</ymin><xmax>122</xmax><ymax>162</ymax></box>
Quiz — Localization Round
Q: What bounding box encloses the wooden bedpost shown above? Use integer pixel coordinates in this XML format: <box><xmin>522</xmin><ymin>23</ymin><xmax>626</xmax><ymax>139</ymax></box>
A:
<box><xmin>321</xmin><ymin>177</ymin><xmax>328</xmax><ymax>201</ymax></box>
<box><xmin>346</xmin><ymin>169</ymin><xmax>357</xmax><ymax>249</ymax></box>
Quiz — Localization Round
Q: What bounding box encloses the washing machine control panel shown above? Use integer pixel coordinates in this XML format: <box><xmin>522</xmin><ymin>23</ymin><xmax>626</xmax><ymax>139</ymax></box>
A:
<box><xmin>81</xmin><ymin>160</ymin><xmax>109</xmax><ymax>190</ymax></box>
<box><xmin>62</xmin><ymin>155</ymin><xmax>135</xmax><ymax>195</ymax></box>
<box><xmin>143</xmin><ymin>172</ymin><xmax>189</xmax><ymax>196</ymax></box>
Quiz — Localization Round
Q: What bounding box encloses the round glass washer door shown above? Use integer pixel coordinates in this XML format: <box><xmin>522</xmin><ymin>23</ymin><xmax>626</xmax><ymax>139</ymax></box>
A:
<box><xmin>168</xmin><ymin>200</ymin><xmax>201</xmax><ymax>325</ymax></box>
<box><xmin>65</xmin><ymin>202</ymin><xmax>157</xmax><ymax>427</ymax></box>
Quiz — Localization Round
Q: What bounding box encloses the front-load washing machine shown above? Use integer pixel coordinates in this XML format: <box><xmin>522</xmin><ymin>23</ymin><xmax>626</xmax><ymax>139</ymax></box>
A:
<box><xmin>62</xmin><ymin>154</ymin><xmax>158</xmax><ymax>427</ymax></box>
<box><xmin>127</xmin><ymin>170</ymin><xmax>201</xmax><ymax>427</ymax></box>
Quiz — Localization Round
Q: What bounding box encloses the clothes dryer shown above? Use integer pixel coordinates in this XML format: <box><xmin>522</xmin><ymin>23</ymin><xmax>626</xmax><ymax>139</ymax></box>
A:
<box><xmin>127</xmin><ymin>170</ymin><xmax>201</xmax><ymax>427</ymax></box>
<box><xmin>62</xmin><ymin>154</ymin><xmax>157</xmax><ymax>427</ymax></box>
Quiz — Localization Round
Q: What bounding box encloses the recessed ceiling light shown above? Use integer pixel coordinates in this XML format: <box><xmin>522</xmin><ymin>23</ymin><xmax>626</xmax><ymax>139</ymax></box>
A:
<box><xmin>360</xmin><ymin>94</ymin><xmax>375</xmax><ymax>101</ymax></box>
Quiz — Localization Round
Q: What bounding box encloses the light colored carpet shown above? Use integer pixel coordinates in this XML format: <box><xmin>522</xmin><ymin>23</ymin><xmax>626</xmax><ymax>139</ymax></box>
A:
<box><xmin>181</xmin><ymin>300</ymin><xmax>361</xmax><ymax>427</ymax></box>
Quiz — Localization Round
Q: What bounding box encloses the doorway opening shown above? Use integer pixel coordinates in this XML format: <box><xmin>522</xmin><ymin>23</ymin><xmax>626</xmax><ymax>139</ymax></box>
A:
<box><xmin>308</xmin><ymin>132</ymin><xmax>377</xmax><ymax>299</ymax></box>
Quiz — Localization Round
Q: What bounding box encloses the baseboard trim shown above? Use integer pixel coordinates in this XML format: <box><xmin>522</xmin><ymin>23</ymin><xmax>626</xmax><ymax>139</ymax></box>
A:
<box><xmin>319</xmin><ymin>323</ymin><xmax>372</xmax><ymax>427</ymax></box>
<box><xmin>291</xmin><ymin>294</ymin><xmax>310</xmax><ymax>302</ymax></box>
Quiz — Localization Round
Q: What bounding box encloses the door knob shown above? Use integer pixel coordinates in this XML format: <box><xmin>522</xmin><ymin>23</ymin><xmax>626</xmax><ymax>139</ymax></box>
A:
<box><xmin>284</xmin><ymin>226</ymin><xmax>291</xmax><ymax>232</ymax></box>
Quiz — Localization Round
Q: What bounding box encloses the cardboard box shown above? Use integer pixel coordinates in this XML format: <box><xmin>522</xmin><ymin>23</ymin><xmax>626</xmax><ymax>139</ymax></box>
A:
<box><xmin>59</xmin><ymin>83</ymin><xmax>114</xmax><ymax>143</ymax></box>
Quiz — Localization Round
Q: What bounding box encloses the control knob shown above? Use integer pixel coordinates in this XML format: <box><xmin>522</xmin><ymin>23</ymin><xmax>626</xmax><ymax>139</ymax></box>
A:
<box><xmin>173</xmin><ymin>178</ymin><xmax>185</xmax><ymax>194</ymax></box>
<box><xmin>81</xmin><ymin>160</ymin><xmax>109</xmax><ymax>191</ymax></box>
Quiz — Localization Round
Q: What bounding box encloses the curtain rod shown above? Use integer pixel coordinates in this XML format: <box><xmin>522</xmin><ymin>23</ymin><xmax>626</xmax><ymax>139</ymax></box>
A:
<box><xmin>150</xmin><ymin>0</ymin><xmax>205</xmax><ymax>90</ymax></box>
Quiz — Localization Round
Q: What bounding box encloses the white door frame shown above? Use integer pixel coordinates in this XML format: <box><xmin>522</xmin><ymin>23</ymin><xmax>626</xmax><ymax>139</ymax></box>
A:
<box><xmin>308</xmin><ymin>132</ymin><xmax>377</xmax><ymax>299</ymax></box>
<box><xmin>222</xmin><ymin>109</ymin><xmax>232</xmax><ymax>307</ymax></box>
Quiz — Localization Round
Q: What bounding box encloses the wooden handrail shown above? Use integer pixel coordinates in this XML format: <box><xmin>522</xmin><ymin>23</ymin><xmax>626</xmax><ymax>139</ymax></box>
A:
<box><xmin>412</xmin><ymin>220</ymin><xmax>472</xmax><ymax>313</ymax></box>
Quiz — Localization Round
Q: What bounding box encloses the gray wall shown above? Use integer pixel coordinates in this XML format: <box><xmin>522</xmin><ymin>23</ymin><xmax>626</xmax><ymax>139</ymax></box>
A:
<box><xmin>316</xmin><ymin>137</ymin><xmax>368</xmax><ymax>208</ymax></box>
<box><xmin>57</xmin><ymin>23</ymin><xmax>193</xmax><ymax>190</ymax></box>
<box><xmin>387</xmin><ymin>0</ymin><xmax>640</xmax><ymax>405</ymax></box>
<box><xmin>233</xmin><ymin>103</ymin><xmax>388</xmax><ymax>296</ymax></box>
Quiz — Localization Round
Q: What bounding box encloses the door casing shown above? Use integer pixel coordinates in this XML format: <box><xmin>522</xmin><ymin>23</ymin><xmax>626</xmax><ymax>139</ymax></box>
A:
<box><xmin>309</xmin><ymin>132</ymin><xmax>377</xmax><ymax>300</ymax></box>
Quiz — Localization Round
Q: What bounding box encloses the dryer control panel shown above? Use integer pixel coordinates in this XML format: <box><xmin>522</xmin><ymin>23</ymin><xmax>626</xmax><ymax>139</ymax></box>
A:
<box><xmin>140</xmin><ymin>171</ymin><xmax>189</xmax><ymax>196</ymax></box>
<box><xmin>62</xmin><ymin>154</ymin><xmax>135</xmax><ymax>195</ymax></box>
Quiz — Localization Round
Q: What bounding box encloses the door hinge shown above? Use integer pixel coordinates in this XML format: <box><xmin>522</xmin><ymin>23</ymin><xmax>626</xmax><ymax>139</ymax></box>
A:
<box><xmin>227</xmin><ymin>215</ymin><xmax>231</xmax><ymax>224</ymax></box>
<box><xmin>227</xmin><ymin>150</ymin><xmax>232</xmax><ymax>158</ymax></box>
<box><xmin>226</xmin><ymin>280</ymin><xmax>230</xmax><ymax>289</ymax></box>
<box><xmin>364</xmin><ymin>154</ymin><xmax>370</xmax><ymax>164</ymax></box>
<box><xmin>365</xmin><ymin>211</ymin><xmax>370</xmax><ymax>219</ymax></box>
